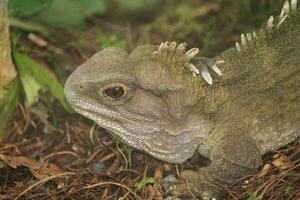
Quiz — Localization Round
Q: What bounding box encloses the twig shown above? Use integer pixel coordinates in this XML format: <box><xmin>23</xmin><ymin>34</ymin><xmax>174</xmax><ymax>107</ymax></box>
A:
<box><xmin>14</xmin><ymin>172</ymin><xmax>75</xmax><ymax>200</ymax></box>
<box><xmin>43</xmin><ymin>150</ymin><xmax>80</xmax><ymax>161</ymax></box>
<box><xmin>79</xmin><ymin>181</ymin><xmax>140</xmax><ymax>199</ymax></box>
<box><xmin>116</xmin><ymin>143</ymin><xmax>129</xmax><ymax>169</ymax></box>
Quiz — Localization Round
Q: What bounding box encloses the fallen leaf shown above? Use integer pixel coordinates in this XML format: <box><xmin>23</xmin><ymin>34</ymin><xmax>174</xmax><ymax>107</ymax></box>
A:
<box><xmin>257</xmin><ymin>163</ymin><xmax>272</xmax><ymax>178</ymax></box>
<box><xmin>0</xmin><ymin>154</ymin><xmax>63</xmax><ymax>180</ymax></box>
<box><xmin>31</xmin><ymin>102</ymin><xmax>56</xmax><ymax>133</ymax></box>
<box><xmin>163</xmin><ymin>163</ymin><xmax>173</xmax><ymax>172</ymax></box>
<box><xmin>272</xmin><ymin>155</ymin><xmax>293</xmax><ymax>170</ymax></box>
<box><xmin>154</xmin><ymin>164</ymin><xmax>163</xmax><ymax>180</ymax></box>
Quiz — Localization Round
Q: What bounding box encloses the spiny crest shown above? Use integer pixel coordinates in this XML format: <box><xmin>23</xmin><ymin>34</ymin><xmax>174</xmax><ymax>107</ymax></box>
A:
<box><xmin>235</xmin><ymin>0</ymin><xmax>298</xmax><ymax>53</ymax></box>
<box><xmin>152</xmin><ymin>41</ymin><xmax>224</xmax><ymax>84</ymax></box>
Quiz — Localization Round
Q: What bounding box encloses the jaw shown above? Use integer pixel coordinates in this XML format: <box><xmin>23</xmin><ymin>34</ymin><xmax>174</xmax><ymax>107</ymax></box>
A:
<box><xmin>71</xmin><ymin>103</ymin><xmax>206</xmax><ymax>164</ymax></box>
<box><xmin>65</xmin><ymin>85</ymin><xmax>208</xmax><ymax>163</ymax></box>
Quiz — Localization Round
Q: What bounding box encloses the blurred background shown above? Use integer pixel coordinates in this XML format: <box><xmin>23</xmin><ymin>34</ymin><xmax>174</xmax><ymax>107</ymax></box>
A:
<box><xmin>1</xmin><ymin>0</ymin><xmax>299</xmax><ymax>199</ymax></box>
<box><xmin>8</xmin><ymin>0</ymin><xmax>281</xmax><ymax>54</ymax></box>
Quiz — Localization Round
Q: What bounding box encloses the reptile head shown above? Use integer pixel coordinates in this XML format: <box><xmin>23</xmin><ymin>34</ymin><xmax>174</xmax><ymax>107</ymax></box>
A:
<box><xmin>64</xmin><ymin>43</ymin><xmax>211</xmax><ymax>163</ymax></box>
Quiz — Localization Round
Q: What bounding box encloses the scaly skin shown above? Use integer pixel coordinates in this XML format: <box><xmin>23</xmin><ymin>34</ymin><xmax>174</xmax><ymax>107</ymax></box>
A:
<box><xmin>64</xmin><ymin>0</ymin><xmax>300</xmax><ymax>198</ymax></box>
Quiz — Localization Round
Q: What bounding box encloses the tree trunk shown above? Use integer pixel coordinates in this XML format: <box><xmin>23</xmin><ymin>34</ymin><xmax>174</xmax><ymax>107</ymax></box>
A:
<box><xmin>0</xmin><ymin>0</ymin><xmax>16</xmax><ymax>99</ymax></box>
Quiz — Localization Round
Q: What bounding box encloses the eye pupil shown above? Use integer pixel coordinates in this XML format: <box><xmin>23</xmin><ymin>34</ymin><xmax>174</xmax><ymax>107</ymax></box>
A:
<box><xmin>103</xmin><ymin>86</ymin><xmax>125</xmax><ymax>99</ymax></box>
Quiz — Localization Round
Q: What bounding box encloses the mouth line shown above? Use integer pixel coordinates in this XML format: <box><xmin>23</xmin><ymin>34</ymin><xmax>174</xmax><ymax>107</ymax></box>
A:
<box><xmin>72</xmin><ymin>101</ymin><xmax>201</xmax><ymax>140</ymax></box>
<box><xmin>71</xmin><ymin>98</ymin><xmax>156</xmax><ymax>122</ymax></box>
<box><xmin>70</xmin><ymin>100</ymin><xmax>202</xmax><ymax>162</ymax></box>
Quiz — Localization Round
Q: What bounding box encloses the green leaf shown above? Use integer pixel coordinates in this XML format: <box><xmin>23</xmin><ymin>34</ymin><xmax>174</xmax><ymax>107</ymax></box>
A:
<box><xmin>135</xmin><ymin>177</ymin><xmax>156</xmax><ymax>191</ymax></box>
<box><xmin>247</xmin><ymin>191</ymin><xmax>262</xmax><ymax>200</ymax></box>
<box><xmin>19</xmin><ymin>73</ymin><xmax>42</xmax><ymax>107</ymax></box>
<box><xmin>13</xmin><ymin>52</ymin><xmax>74</xmax><ymax>113</ymax></box>
<box><xmin>0</xmin><ymin>78</ymin><xmax>20</xmax><ymax>143</ymax></box>
<box><xmin>284</xmin><ymin>185</ymin><xmax>294</xmax><ymax>195</ymax></box>
<box><xmin>8</xmin><ymin>0</ymin><xmax>53</xmax><ymax>18</ymax></box>
<box><xmin>9</xmin><ymin>18</ymin><xmax>50</xmax><ymax>36</ymax></box>
<box><xmin>96</xmin><ymin>32</ymin><xmax>127</xmax><ymax>49</ymax></box>
<box><xmin>36</xmin><ymin>0</ymin><xmax>107</xmax><ymax>29</ymax></box>
<box><xmin>117</xmin><ymin>0</ymin><xmax>147</xmax><ymax>11</ymax></box>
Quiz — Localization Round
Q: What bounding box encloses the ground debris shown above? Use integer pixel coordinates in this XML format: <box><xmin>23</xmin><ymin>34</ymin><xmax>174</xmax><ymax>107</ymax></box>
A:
<box><xmin>1</xmin><ymin>107</ymin><xmax>299</xmax><ymax>200</ymax></box>
<box><xmin>228</xmin><ymin>140</ymin><xmax>300</xmax><ymax>200</ymax></box>
<box><xmin>0</xmin><ymin>154</ymin><xmax>63</xmax><ymax>180</ymax></box>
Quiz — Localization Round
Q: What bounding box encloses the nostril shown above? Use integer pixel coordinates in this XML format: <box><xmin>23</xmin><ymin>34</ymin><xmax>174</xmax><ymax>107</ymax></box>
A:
<box><xmin>79</xmin><ymin>85</ymin><xmax>83</xmax><ymax>89</ymax></box>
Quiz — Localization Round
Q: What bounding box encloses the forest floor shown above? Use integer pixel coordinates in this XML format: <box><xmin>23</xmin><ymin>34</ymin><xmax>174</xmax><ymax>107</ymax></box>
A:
<box><xmin>1</xmin><ymin>0</ymin><xmax>300</xmax><ymax>199</ymax></box>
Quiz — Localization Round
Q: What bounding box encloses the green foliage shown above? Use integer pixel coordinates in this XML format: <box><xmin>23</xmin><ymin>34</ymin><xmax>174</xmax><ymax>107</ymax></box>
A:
<box><xmin>117</xmin><ymin>0</ymin><xmax>151</xmax><ymax>11</ymax></box>
<box><xmin>67</xmin><ymin>37</ymin><xmax>87</xmax><ymax>49</ymax></box>
<box><xmin>13</xmin><ymin>52</ymin><xmax>73</xmax><ymax>113</ymax></box>
<box><xmin>36</xmin><ymin>0</ymin><xmax>107</xmax><ymax>29</ymax></box>
<box><xmin>247</xmin><ymin>191</ymin><xmax>262</xmax><ymax>200</ymax></box>
<box><xmin>135</xmin><ymin>178</ymin><xmax>156</xmax><ymax>191</ymax></box>
<box><xmin>96</xmin><ymin>32</ymin><xmax>127</xmax><ymax>49</ymax></box>
<box><xmin>19</xmin><ymin>73</ymin><xmax>42</xmax><ymax>107</ymax></box>
<box><xmin>141</xmin><ymin>3</ymin><xmax>205</xmax><ymax>42</ymax></box>
<box><xmin>284</xmin><ymin>185</ymin><xmax>294</xmax><ymax>195</ymax></box>
<box><xmin>8</xmin><ymin>0</ymin><xmax>53</xmax><ymax>18</ymax></box>
<box><xmin>0</xmin><ymin>78</ymin><xmax>20</xmax><ymax>142</ymax></box>
<box><xmin>9</xmin><ymin>0</ymin><xmax>107</xmax><ymax>29</ymax></box>
<box><xmin>9</xmin><ymin>19</ymin><xmax>50</xmax><ymax>36</ymax></box>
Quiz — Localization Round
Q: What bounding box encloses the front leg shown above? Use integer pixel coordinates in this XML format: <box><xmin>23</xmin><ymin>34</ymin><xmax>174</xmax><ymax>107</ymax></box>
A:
<box><xmin>169</xmin><ymin>134</ymin><xmax>263</xmax><ymax>199</ymax></box>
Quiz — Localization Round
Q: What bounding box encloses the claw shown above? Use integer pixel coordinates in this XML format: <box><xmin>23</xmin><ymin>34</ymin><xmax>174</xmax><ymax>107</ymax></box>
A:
<box><xmin>207</xmin><ymin>59</ymin><xmax>224</xmax><ymax>76</ymax></box>
<box><xmin>158</xmin><ymin>42</ymin><xmax>164</xmax><ymax>51</ymax></box>
<box><xmin>277</xmin><ymin>14</ymin><xmax>288</xmax><ymax>28</ymax></box>
<box><xmin>176</xmin><ymin>42</ymin><xmax>187</xmax><ymax>52</ymax></box>
<box><xmin>284</xmin><ymin>0</ymin><xmax>290</xmax><ymax>13</ymax></box>
<box><xmin>246</xmin><ymin>33</ymin><xmax>252</xmax><ymax>41</ymax></box>
<box><xmin>253</xmin><ymin>31</ymin><xmax>257</xmax><ymax>38</ymax></box>
<box><xmin>215</xmin><ymin>60</ymin><xmax>225</xmax><ymax>65</ymax></box>
<box><xmin>236</xmin><ymin>42</ymin><xmax>242</xmax><ymax>52</ymax></box>
<box><xmin>241</xmin><ymin>34</ymin><xmax>247</xmax><ymax>45</ymax></box>
<box><xmin>280</xmin><ymin>0</ymin><xmax>290</xmax><ymax>20</ymax></box>
<box><xmin>291</xmin><ymin>0</ymin><xmax>298</xmax><ymax>11</ymax></box>
<box><xmin>185</xmin><ymin>48</ymin><xmax>199</xmax><ymax>59</ymax></box>
<box><xmin>267</xmin><ymin>15</ymin><xmax>274</xmax><ymax>30</ymax></box>
<box><xmin>209</xmin><ymin>64</ymin><xmax>222</xmax><ymax>76</ymax></box>
<box><xmin>186</xmin><ymin>63</ymin><xmax>199</xmax><ymax>76</ymax></box>
<box><xmin>162</xmin><ymin>41</ymin><xmax>169</xmax><ymax>50</ymax></box>
<box><xmin>169</xmin><ymin>41</ymin><xmax>177</xmax><ymax>50</ymax></box>
<box><xmin>200</xmin><ymin>65</ymin><xmax>213</xmax><ymax>85</ymax></box>
<box><xmin>188</xmin><ymin>58</ymin><xmax>224</xmax><ymax>84</ymax></box>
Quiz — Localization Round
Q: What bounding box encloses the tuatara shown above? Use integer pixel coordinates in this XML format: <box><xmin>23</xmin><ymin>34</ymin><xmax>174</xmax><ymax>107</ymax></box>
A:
<box><xmin>64</xmin><ymin>0</ymin><xmax>300</xmax><ymax>198</ymax></box>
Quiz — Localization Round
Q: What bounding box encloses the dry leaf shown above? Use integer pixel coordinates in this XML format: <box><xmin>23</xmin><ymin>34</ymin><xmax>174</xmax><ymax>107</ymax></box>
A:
<box><xmin>154</xmin><ymin>165</ymin><xmax>163</xmax><ymax>180</ymax></box>
<box><xmin>163</xmin><ymin>163</ymin><xmax>173</xmax><ymax>172</ymax></box>
<box><xmin>257</xmin><ymin>163</ymin><xmax>272</xmax><ymax>178</ymax></box>
<box><xmin>272</xmin><ymin>155</ymin><xmax>293</xmax><ymax>170</ymax></box>
<box><xmin>0</xmin><ymin>154</ymin><xmax>63</xmax><ymax>180</ymax></box>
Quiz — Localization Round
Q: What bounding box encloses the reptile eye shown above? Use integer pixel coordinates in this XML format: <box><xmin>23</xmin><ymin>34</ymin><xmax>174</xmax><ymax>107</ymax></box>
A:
<box><xmin>103</xmin><ymin>86</ymin><xmax>125</xmax><ymax>100</ymax></box>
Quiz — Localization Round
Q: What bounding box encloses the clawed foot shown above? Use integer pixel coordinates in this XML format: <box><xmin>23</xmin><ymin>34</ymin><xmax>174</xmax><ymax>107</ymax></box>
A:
<box><xmin>165</xmin><ymin>170</ymin><xmax>221</xmax><ymax>200</ymax></box>
<box><xmin>186</xmin><ymin>57</ymin><xmax>225</xmax><ymax>85</ymax></box>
